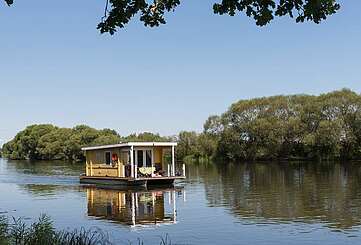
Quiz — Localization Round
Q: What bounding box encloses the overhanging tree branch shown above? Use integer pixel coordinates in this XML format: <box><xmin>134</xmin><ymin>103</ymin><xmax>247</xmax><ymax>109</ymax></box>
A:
<box><xmin>3</xmin><ymin>0</ymin><xmax>341</xmax><ymax>35</ymax></box>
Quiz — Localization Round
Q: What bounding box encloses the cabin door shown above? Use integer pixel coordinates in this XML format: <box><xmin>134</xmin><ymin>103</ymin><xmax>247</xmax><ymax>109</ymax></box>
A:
<box><xmin>134</xmin><ymin>149</ymin><xmax>153</xmax><ymax>167</ymax></box>
<box><xmin>105</xmin><ymin>151</ymin><xmax>111</xmax><ymax>165</ymax></box>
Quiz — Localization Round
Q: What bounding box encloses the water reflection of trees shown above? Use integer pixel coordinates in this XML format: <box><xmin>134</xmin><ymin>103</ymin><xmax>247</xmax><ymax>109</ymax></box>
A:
<box><xmin>196</xmin><ymin>162</ymin><xmax>361</xmax><ymax>230</ymax></box>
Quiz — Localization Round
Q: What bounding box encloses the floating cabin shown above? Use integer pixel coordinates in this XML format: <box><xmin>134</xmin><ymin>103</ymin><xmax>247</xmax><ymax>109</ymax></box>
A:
<box><xmin>80</xmin><ymin>142</ymin><xmax>186</xmax><ymax>187</ymax></box>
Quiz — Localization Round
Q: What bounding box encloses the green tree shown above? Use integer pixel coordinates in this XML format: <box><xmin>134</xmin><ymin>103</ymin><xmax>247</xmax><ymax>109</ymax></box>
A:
<box><xmin>2</xmin><ymin>124</ymin><xmax>56</xmax><ymax>160</ymax></box>
<box><xmin>176</xmin><ymin>131</ymin><xmax>200</xmax><ymax>160</ymax></box>
<box><xmin>2</xmin><ymin>124</ymin><xmax>122</xmax><ymax>162</ymax></box>
<box><xmin>4</xmin><ymin>0</ymin><xmax>340</xmax><ymax>34</ymax></box>
<box><xmin>122</xmin><ymin>132</ymin><xmax>167</xmax><ymax>142</ymax></box>
<box><xmin>212</xmin><ymin>89</ymin><xmax>361</xmax><ymax>161</ymax></box>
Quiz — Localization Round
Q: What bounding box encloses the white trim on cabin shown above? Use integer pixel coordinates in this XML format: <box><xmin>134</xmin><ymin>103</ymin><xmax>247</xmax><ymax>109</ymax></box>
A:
<box><xmin>81</xmin><ymin>142</ymin><xmax>177</xmax><ymax>151</ymax></box>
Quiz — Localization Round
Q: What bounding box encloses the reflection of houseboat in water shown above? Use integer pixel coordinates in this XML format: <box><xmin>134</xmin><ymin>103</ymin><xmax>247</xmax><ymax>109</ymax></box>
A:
<box><xmin>86</xmin><ymin>187</ymin><xmax>185</xmax><ymax>227</ymax></box>
<box><xmin>80</xmin><ymin>142</ymin><xmax>186</xmax><ymax>187</ymax></box>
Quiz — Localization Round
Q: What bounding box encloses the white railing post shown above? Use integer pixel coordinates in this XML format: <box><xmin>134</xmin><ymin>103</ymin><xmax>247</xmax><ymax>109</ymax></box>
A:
<box><xmin>151</xmin><ymin>148</ymin><xmax>154</xmax><ymax>177</ymax></box>
<box><xmin>130</xmin><ymin>146</ymin><xmax>134</xmax><ymax>178</ymax></box>
<box><xmin>85</xmin><ymin>159</ymin><xmax>89</xmax><ymax>176</ymax></box>
<box><xmin>117</xmin><ymin>159</ymin><xmax>121</xmax><ymax>177</ymax></box>
<box><xmin>182</xmin><ymin>164</ymin><xmax>186</xmax><ymax>177</ymax></box>
<box><xmin>171</xmin><ymin>146</ymin><xmax>175</xmax><ymax>176</ymax></box>
<box><xmin>90</xmin><ymin>160</ymin><xmax>93</xmax><ymax>176</ymax></box>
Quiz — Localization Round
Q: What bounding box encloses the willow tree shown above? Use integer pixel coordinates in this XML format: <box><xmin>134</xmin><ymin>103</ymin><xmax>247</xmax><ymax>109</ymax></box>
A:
<box><xmin>4</xmin><ymin>0</ymin><xmax>340</xmax><ymax>34</ymax></box>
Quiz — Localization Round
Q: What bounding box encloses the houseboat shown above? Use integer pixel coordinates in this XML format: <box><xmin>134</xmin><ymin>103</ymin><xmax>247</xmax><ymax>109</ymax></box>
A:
<box><xmin>80</xmin><ymin>142</ymin><xmax>186</xmax><ymax>187</ymax></box>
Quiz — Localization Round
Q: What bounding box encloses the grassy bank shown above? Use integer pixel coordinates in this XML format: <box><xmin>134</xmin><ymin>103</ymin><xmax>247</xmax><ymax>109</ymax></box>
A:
<box><xmin>0</xmin><ymin>214</ymin><xmax>112</xmax><ymax>245</ymax></box>
<box><xmin>0</xmin><ymin>214</ymin><xmax>173</xmax><ymax>245</ymax></box>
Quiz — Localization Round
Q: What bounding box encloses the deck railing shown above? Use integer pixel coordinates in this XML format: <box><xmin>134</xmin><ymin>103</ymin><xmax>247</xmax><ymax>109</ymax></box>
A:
<box><xmin>166</xmin><ymin>163</ymin><xmax>186</xmax><ymax>177</ymax></box>
<box><xmin>86</xmin><ymin>162</ymin><xmax>186</xmax><ymax>179</ymax></box>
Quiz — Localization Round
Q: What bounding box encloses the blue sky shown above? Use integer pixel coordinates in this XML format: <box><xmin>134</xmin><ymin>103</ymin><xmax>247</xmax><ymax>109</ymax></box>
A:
<box><xmin>0</xmin><ymin>0</ymin><xmax>360</xmax><ymax>144</ymax></box>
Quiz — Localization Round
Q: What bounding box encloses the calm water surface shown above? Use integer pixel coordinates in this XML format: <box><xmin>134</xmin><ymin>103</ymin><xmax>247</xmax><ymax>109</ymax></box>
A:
<box><xmin>1</xmin><ymin>158</ymin><xmax>361</xmax><ymax>244</ymax></box>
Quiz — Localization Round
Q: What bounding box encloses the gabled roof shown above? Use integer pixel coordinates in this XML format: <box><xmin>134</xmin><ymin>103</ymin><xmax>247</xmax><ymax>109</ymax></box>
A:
<box><xmin>81</xmin><ymin>142</ymin><xmax>177</xmax><ymax>151</ymax></box>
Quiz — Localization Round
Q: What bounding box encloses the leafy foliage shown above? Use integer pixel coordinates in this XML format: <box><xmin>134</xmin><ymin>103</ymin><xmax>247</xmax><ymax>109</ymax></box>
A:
<box><xmin>123</xmin><ymin>132</ymin><xmax>169</xmax><ymax>142</ymax></box>
<box><xmin>193</xmin><ymin>88</ymin><xmax>361</xmax><ymax>161</ymax></box>
<box><xmin>214</xmin><ymin>0</ymin><xmax>340</xmax><ymax>26</ymax></box>
<box><xmin>2</xmin><ymin>125</ymin><xmax>121</xmax><ymax>162</ymax></box>
<box><xmin>3</xmin><ymin>0</ymin><xmax>340</xmax><ymax>34</ymax></box>
<box><xmin>2</xmin><ymin>89</ymin><xmax>361</xmax><ymax>163</ymax></box>
<box><xmin>1</xmin><ymin>126</ymin><xmax>172</xmax><ymax>162</ymax></box>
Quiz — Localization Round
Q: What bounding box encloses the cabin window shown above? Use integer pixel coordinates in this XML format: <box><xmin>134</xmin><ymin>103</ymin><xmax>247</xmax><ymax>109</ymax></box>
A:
<box><xmin>96</xmin><ymin>152</ymin><xmax>102</xmax><ymax>163</ymax></box>
<box><xmin>146</xmin><ymin>150</ymin><xmax>152</xmax><ymax>167</ymax></box>
<box><xmin>105</xmin><ymin>152</ymin><xmax>111</xmax><ymax>165</ymax></box>
<box><xmin>137</xmin><ymin>150</ymin><xmax>144</xmax><ymax>167</ymax></box>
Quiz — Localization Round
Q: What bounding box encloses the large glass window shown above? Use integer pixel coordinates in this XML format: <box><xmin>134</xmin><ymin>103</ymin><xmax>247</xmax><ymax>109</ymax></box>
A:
<box><xmin>105</xmin><ymin>152</ymin><xmax>111</xmax><ymax>165</ymax></box>
<box><xmin>137</xmin><ymin>150</ymin><xmax>144</xmax><ymax>167</ymax></box>
<box><xmin>146</xmin><ymin>150</ymin><xmax>152</xmax><ymax>167</ymax></box>
<box><xmin>96</xmin><ymin>152</ymin><xmax>103</xmax><ymax>163</ymax></box>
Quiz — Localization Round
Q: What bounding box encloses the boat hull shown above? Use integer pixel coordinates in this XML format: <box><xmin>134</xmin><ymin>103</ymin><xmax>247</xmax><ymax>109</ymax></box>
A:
<box><xmin>79</xmin><ymin>176</ymin><xmax>185</xmax><ymax>187</ymax></box>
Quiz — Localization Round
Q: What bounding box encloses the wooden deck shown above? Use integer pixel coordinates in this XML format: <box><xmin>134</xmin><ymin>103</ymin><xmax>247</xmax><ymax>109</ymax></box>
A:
<box><xmin>80</xmin><ymin>175</ymin><xmax>185</xmax><ymax>187</ymax></box>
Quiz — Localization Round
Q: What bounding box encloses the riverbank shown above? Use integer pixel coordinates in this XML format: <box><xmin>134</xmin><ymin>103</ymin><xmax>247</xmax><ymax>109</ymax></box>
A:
<box><xmin>0</xmin><ymin>214</ymin><xmax>174</xmax><ymax>245</ymax></box>
<box><xmin>2</xmin><ymin>89</ymin><xmax>361</xmax><ymax>163</ymax></box>
<box><xmin>0</xmin><ymin>214</ymin><xmax>110</xmax><ymax>245</ymax></box>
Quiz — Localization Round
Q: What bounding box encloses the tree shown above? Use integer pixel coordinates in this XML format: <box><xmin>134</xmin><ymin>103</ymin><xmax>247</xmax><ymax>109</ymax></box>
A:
<box><xmin>1</xmin><ymin>124</ymin><xmax>122</xmax><ymax>161</ymax></box>
<box><xmin>176</xmin><ymin>131</ymin><xmax>200</xmax><ymax>160</ymax></box>
<box><xmin>208</xmin><ymin>89</ymin><xmax>361</xmax><ymax>161</ymax></box>
<box><xmin>4</xmin><ymin>0</ymin><xmax>340</xmax><ymax>35</ymax></box>
<box><xmin>122</xmin><ymin>132</ymin><xmax>168</xmax><ymax>142</ymax></box>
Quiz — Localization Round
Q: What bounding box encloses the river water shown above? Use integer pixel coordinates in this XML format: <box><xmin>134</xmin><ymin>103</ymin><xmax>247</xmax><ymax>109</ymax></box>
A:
<box><xmin>1</xmin><ymin>158</ymin><xmax>361</xmax><ymax>244</ymax></box>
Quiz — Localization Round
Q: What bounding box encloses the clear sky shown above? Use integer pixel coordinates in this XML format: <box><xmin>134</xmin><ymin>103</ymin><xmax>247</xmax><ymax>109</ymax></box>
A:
<box><xmin>0</xmin><ymin>0</ymin><xmax>360</xmax><ymax>144</ymax></box>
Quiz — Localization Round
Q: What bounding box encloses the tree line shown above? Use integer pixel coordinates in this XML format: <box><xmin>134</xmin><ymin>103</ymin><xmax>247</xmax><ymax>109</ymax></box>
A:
<box><xmin>0</xmin><ymin>125</ymin><xmax>167</xmax><ymax>162</ymax></box>
<box><xmin>182</xmin><ymin>88</ymin><xmax>361</xmax><ymax>161</ymax></box>
<box><xmin>2</xmin><ymin>89</ymin><xmax>361</xmax><ymax>162</ymax></box>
